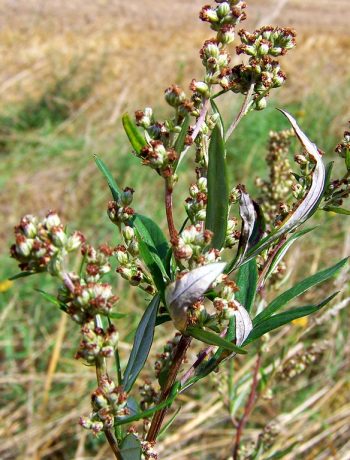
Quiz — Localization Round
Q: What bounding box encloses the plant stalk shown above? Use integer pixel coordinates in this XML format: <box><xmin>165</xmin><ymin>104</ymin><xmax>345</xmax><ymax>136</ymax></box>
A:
<box><xmin>225</xmin><ymin>83</ymin><xmax>255</xmax><ymax>142</ymax></box>
<box><xmin>146</xmin><ymin>334</ymin><xmax>192</xmax><ymax>442</ymax></box>
<box><xmin>233</xmin><ymin>353</ymin><xmax>262</xmax><ymax>460</ymax></box>
<box><xmin>94</xmin><ymin>316</ymin><xmax>123</xmax><ymax>460</ymax></box>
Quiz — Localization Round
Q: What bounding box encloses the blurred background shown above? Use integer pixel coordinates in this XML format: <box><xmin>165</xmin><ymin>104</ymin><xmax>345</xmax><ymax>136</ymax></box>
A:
<box><xmin>0</xmin><ymin>0</ymin><xmax>349</xmax><ymax>459</ymax></box>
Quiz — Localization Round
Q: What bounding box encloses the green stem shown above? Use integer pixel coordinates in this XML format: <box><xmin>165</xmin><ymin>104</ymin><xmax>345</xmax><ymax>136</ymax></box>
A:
<box><xmin>225</xmin><ymin>82</ymin><xmax>255</xmax><ymax>142</ymax></box>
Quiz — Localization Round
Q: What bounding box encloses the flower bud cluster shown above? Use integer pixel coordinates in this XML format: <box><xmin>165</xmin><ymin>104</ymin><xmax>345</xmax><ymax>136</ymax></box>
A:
<box><xmin>81</xmin><ymin>243</ymin><xmax>113</xmax><ymax>282</ymax></box>
<box><xmin>10</xmin><ymin>212</ymin><xmax>85</xmax><ymax>276</ymax></box>
<box><xmin>80</xmin><ymin>376</ymin><xmax>128</xmax><ymax>434</ymax></box>
<box><xmin>335</xmin><ymin>125</ymin><xmax>350</xmax><ymax>166</ymax></box>
<box><xmin>199</xmin><ymin>1</ymin><xmax>247</xmax><ymax>43</ymax></box>
<box><xmin>277</xmin><ymin>342</ymin><xmax>328</xmax><ymax>381</ymax></box>
<box><xmin>139</xmin><ymin>381</ymin><xmax>159</xmax><ymax>411</ymax></box>
<box><xmin>58</xmin><ymin>275</ymin><xmax>119</xmax><ymax>324</ymax></box>
<box><xmin>75</xmin><ymin>321</ymin><xmax>119</xmax><ymax>363</ymax></box>
<box><xmin>225</xmin><ymin>217</ymin><xmax>240</xmax><ymax>248</ymax></box>
<box><xmin>174</xmin><ymin>224</ymin><xmax>220</xmax><ymax>268</ymax></box>
<box><xmin>213</xmin><ymin>277</ymin><xmax>239</xmax><ymax>321</ymax></box>
<box><xmin>141</xmin><ymin>441</ymin><xmax>159</xmax><ymax>460</ymax></box>
<box><xmin>219</xmin><ymin>26</ymin><xmax>296</xmax><ymax>109</ymax></box>
<box><xmin>107</xmin><ymin>187</ymin><xmax>135</xmax><ymax>226</ymax></box>
<box><xmin>255</xmin><ymin>129</ymin><xmax>295</xmax><ymax>227</ymax></box>
<box><xmin>185</xmin><ymin>177</ymin><xmax>208</xmax><ymax>223</ymax></box>
<box><xmin>154</xmin><ymin>333</ymin><xmax>182</xmax><ymax>379</ymax></box>
<box><xmin>115</xmin><ymin>244</ymin><xmax>155</xmax><ymax>294</ymax></box>
<box><xmin>140</xmin><ymin>141</ymin><xmax>178</xmax><ymax>178</ymax></box>
<box><xmin>258</xmin><ymin>421</ymin><xmax>280</xmax><ymax>450</ymax></box>
<box><xmin>237</xmin><ymin>26</ymin><xmax>296</xmax><ymax>58</ymax></box>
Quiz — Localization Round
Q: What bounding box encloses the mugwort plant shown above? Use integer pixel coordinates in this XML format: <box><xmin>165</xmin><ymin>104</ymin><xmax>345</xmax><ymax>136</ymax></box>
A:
<box><xmin>10</xmin><ymin>1</ymin><xmax>349</xmax><ymax>458</ymax></box>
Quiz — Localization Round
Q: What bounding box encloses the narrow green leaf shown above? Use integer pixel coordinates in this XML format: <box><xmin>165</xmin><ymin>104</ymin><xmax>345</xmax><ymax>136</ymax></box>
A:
<box><xmin>9</xmin><ymin>271</ymin><xmax>36</xmax><ymax>281</ymax></box>
<box><xmin>254</xmin><ymin>258</ymin><xmax>348</xmax><ymax>325</ymax></box>
<box><xmin>186</xmin><ymin>326</ymin><xmax>247</xmax><ymax>354</ymax></box>
<box><xmin>155</xmin><ymin>314</ymin><xmax>171</xmax><ymax>326</ymax></box>
<box><xmin>174</xmin><ymin>114</ymin><xmax>190</xmax><ymax>154</ymax></box>
<box><xmin>345</xmin><ymin>148</ymin><xmax>350</xmax><ymax>171</ymax></box>
<box><xmin>94</xmin><ymin>155</ymin><xmax>121</xmax><ymax>201</ymax></box>
<box><xmin>116</xmin><ymin>385</ymin><xmax>179</xmax><ymax>426</ymax></box>
<box><xmin>246</xmin><ymin>292</ymin><xmax>338</xmax><ymax>344</ymax></box>
<box><xmin>235</xmin><ymin>259</ymin><xmax>258</xmax><ymax>313</ymax></box>
<box><xmin>35</xmin><ymin>289</ymin><xmax>67</xmax><ymax>312</ymax></box>
<box><xmin>120</xmin><ymin>434</ymin><xmax>141</xmax><ymax>460</ymax></box>
<box><xmin>210</xmin><ymin>99</ymin><xmax>224</xmax><ymax>137</ymax></box>
<box><xmin>264</xmin><ymin>443</ymin><xmax>298</xmax><ymax>460</ymax></box>
<box><xmin>122</xmin><ymin>294</ymin><xmax>160</xmax><ymax>392</ymax></box>
<box><xmin>134</xmin><ymin>214</ymin><xmax>169</xmax><ymax>265</ymax></box>
<box><xmin>108</xmin><ymin>312</ymin><xmax>129</xmax><ymax>319</ymax></box>
<box><xmin>136</xmin><ymin>232</ymin><xmax>167</xmax><ymax>292</ymax></box>
<box><xmin>205</xmin><ymin>123</ymin><xmax>229</xmax><ymax>250</ymax></box>
<box><xmin>323</xmin><ymin>206</ymin><xmax>350</xmax><ymax>215</ymax></box>
<box><xmin>122</xmin><ymin>113</ymin><xmax>147</xmax><ymax>154</ymax></box>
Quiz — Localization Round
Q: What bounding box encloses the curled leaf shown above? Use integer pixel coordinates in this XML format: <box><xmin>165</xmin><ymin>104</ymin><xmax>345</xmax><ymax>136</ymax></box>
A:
<box><xmin>232</xmin><ymin>300</ymin><xmax>253</xmax><ymax>346</ymax></box>
<box><xmin>228</xmin><ymin>110</ymin><xmax>326</xmax><ymax>273</ymax></box>
<box><xmin>235</xmin><ymin>187</ymin><xmax>257</xmax><ymax>266</ymax></box>
<box><xmin>165</xmin><ymin>262</ymin><xmax>226</xmax><ymax>331</ymax></box>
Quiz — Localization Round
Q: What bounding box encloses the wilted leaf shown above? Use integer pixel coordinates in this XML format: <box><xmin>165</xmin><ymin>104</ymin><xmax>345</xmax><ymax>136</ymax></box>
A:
<box><xmin>234</xmin><ymin>187</ymin><xmax>257</xmax><ymax>266</ymax></box>
<box><xmin>165</xmin><ymin>263</ymin><xmax>226</xmax><ymax>331</ymax></box>
<box><xmin>227</xmin><ymin>110</ymin><xmax>326</xmax><ymax>273</ymax></box>
<box><xmin>232</xmin><ymin>300</ymin><xmax>253</xmax><ymax>346</ymax></box>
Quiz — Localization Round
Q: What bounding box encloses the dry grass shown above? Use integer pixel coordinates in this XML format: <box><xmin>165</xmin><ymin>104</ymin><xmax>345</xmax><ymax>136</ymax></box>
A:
<box><xmin>1</xmin><ymin>1</ymin><xmax>350</xmax><ymax>459</ymax></box>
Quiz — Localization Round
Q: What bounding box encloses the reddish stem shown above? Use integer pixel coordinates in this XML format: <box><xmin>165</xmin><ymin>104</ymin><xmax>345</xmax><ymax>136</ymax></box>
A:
<box><xmin>146</xmin><ymin>335</ymin><xmax>192</xmax><ymax>442</ymax></box>
<box><xmin>233</xmin><ymin>354</ymin><xmax>262</xmax><ymax>460</ymax></box>
<box><xmin>165</xmin><ymin>181</ymin><xmax>178</xmax><ymax>245</ymax></box>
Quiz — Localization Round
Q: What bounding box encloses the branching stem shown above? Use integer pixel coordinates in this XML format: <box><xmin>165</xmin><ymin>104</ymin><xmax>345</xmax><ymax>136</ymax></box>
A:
<box><xmin>225</xmin><ymin>83</ymin><xmax>255</xmax><ymax>142</ymax></box>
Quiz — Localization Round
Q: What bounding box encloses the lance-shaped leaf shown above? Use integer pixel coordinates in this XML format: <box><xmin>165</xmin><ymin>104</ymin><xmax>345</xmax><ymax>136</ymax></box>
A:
<box><xmin>232</xmin><ymin>300</ymin><xmax>253</xmax><ymax>346</ymax></box>
<box><xmin>245</xmin><ymin>292</ymin><xmax>338</xmax><ymax>344</ymax></box>
<box><xmin>323</xmin><ymin>206</ymin><xmax>350</xmax><ymax>216</ymax></box>
<box><xmin>122</xmin><ymin>294</ymin><xmax>160</xmax><ymax>392</ymax></box>
<box><xmin>165</xmin><ymin>262</ymin><xmax>226</xmax><ymax>331</ymax></box>
<box><xmin>187</xmin><ymin>326</ymin><xmax>247</xmax><ymax>354</ymax></box>
<box><xmin>122</xmin><ymin>113</ymin><xmax>147</xmax><ymax>154</ymax></box>
<box><xmin>205</xmin><ymin>124</ymin><xmax>229</xmax><ymax>250</ymax></box>
<box><xmin>235</xmin><ymin>259</ymin><xmax>258</xmax><ymax>313</ymax></box>
<box><xmin>94</xmin><ymin>155</ymin><xmax>121</xmax><ymax>202</ymax></box>
<box><xmin>174</xmin><ymin>114</ymin><xmax>190</xmax><ymax>155</ymax></box>
<box><xmin>226</xmin><ymin>110</ymin><xmax>326</xmax><ymax>273</ymax></box>
<box><xmin>120</xmin><ymin>434</ymin><xmax>141</xmax><ymax>460</ymax></box>
<box><xmin>254</xmin><ymin>257</ymin><xmax>348</xmax><ymax>326</ymax></box>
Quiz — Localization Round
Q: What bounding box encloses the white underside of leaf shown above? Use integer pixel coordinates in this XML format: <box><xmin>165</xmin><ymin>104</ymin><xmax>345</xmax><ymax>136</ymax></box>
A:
<box><xmin>166</xmin><ymin>262</ymin><xmax>226</xmax><ymax>331</ymax></box>
<box><xmin>233</xmin><ymin>300</ymin><xmax>253</xmax><ymax>345</ymax></box>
